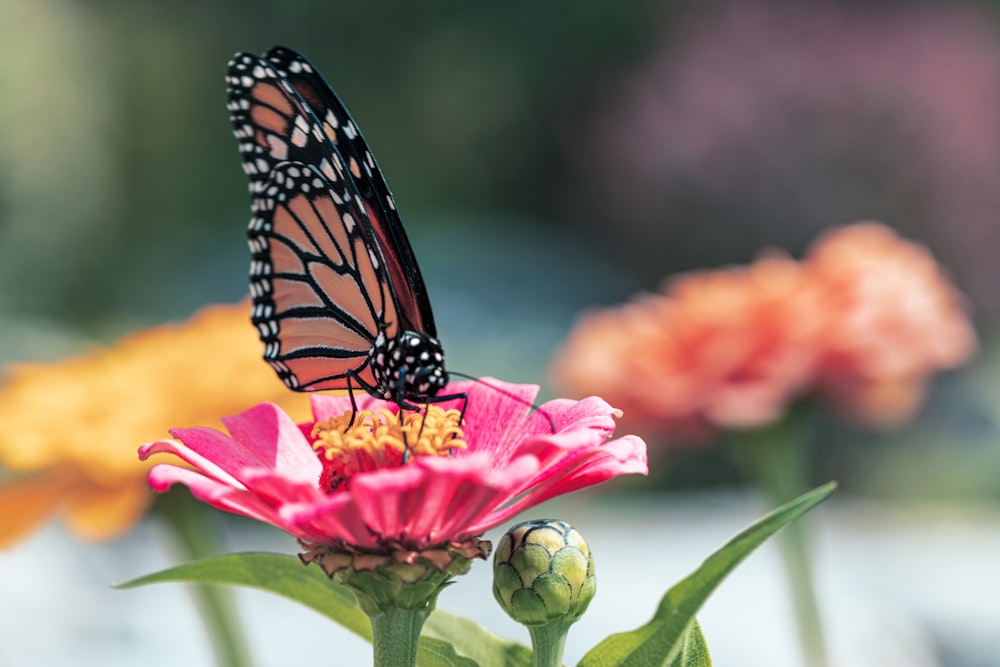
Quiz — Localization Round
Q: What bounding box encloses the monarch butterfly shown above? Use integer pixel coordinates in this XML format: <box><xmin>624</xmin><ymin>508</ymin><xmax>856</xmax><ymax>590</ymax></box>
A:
<box><xmin>225</xmin><ymin>46</ymin><xmax>455</xmax><ymax>410</ymax></box>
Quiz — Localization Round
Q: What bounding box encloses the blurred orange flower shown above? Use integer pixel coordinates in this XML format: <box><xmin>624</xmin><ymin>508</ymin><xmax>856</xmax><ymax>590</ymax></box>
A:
<box><xmin>805</xmin><ymin>222</ymin><xmax>977</xmax><ymax>426</ymax></box>
<box><xmin>551</xmin><ymin>254</ymin><xmax>822</xmax><ymax>438</ymax></box>
<box><xmin>0</xmin><ymin>301</ymin><xmax>312</xmax><ymax>548</ymax></box>
<box><xmin>551</xmin><ymin>222</ymin><xmax>976</xmax><ymax>438</ymax></box>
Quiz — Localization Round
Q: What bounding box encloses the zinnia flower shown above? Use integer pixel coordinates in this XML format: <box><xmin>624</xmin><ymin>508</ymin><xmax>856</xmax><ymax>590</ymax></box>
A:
<box><xmin>139</xmin><ymin>379</ymin><xmax>647</xmax><ymax>572</ymax></box>
<box><xmin>551</xmin><ymin>253</ymin><xmax>822</xmax><ymax>438</ymax></box>
<box><xmin>0</xmin><ymin>301</ymin><xmax>312</xmax><ymax>547</ymax></box>
<box><xmin>806</xmin><ymin>222</ymin><xmax>977</xmax><ymax>426</ymax></box>
<box><xmin>551</xmin><ymin>222</ymin><xmax>976</xmax><ymax>437</ymax></box>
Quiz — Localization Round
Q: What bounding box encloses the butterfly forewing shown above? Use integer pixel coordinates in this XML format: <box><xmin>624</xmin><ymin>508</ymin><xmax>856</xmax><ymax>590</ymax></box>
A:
<box><xmin>262</xmin><ymin>46</ymin><xmax>435</xmax><ymax>337</ymax></box>
<box><xmin>227</xmin><ymin>53</ymin><xmax>348</xmax><ymax>214</ymax></box>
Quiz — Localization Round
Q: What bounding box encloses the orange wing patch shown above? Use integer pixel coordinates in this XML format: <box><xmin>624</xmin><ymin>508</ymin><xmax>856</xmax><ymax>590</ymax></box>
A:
<box><xmin>252</xmin><ymin>161</ymin><xmax>398</xmax><ymax>390</ymax></box>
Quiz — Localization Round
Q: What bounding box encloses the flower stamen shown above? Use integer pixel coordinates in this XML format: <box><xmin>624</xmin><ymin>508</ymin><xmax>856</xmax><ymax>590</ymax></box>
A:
<box><xmin>311</xmin><ymin>406</ymin><xmax>466</xmax><ymax>491</ymax></box>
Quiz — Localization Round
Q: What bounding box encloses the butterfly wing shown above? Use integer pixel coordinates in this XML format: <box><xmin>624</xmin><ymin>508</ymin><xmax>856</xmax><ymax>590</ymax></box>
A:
<box><xmin>262</xmin><ymin>46</ymin><xmax>436</xmax><ymax>338</ymax></box>
<box><xmin>226</xmin><ymin>52</ymin><xmax>347</xmax><ymax>215</ymax></box>
<box><xmin>227</xmin><ymin>51</ymin><xmax>404</xmax><ymax>391</ymax></box>
<box><xmin>251</xmin><ymin>161</ymin><xmax>400</xmax><ymax>391</ymax></box>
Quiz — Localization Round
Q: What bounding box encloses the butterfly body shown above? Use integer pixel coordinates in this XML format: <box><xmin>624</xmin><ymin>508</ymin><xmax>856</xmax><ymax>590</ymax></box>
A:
<box><xmin>226</xmin><ymin>48</ymin><xmax>450</xmax><ymax>407</ymax></box>
<box><xmin>369</xmin><ymin>330</ymin><xmax>447</xmax><ymax>405</ymax></box>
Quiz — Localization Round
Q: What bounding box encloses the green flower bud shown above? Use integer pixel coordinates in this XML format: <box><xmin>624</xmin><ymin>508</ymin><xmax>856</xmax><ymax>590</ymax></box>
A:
<box><xmin>492</xmin><ymin>519</ymin><xmax>596</xmax><ymax>628</ymax></box>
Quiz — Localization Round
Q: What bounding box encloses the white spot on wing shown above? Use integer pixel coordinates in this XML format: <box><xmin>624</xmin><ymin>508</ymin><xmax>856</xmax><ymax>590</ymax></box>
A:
<box><xmin>266</xmin><ymin>135</ymin><xmax>288</xmax><ymax>159</ymax></box>
<box><xmin>320</xmin><ymin>158</ymin><xmax>337</xmax><ymax>182</ymax></box>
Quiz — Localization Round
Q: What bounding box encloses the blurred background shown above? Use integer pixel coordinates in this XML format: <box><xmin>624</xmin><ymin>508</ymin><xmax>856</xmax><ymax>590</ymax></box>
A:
<box><xmin>1</xmin><ymin>0</ymin><xmax>998</xmax><ymax>665</ymax></box>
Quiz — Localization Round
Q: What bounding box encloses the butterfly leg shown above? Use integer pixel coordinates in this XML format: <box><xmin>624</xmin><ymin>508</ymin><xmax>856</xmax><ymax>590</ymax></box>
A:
<box><xmin>419</xmin><ymin>390</ymin><xmax>469</xmax><ymax>455</ymax></box>
<box><xmin>344</xmin><ymin>374</ymin><xmax>360</xmax><ymax>426</ymax></box>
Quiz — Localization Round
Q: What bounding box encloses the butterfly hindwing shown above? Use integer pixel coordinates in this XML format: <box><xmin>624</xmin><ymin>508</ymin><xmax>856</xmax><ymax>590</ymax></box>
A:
<box><xmin>251</xmin><ymin>161</ymin><xmax>399</xmax><ymax>391</ymax></box>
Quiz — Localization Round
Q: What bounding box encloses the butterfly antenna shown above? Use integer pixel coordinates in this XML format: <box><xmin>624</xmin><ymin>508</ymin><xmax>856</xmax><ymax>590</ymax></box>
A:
<box><xmin>447</xmin><ymin>372</ymin><xmax>556</xmax><ymax>433</ymax></box>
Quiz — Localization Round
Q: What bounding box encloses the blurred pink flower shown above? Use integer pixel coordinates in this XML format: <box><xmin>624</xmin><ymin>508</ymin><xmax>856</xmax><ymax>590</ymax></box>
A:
<box><xmin>551</xmin><ymin>222</ymin><xmax>976</xmax><ymax>438</ymax></box>
<box><xmin>565</xmin><ymin>1</ymin><xmax>1000</xmax><ymax>313</ymax></box>
<box><xmin>806</xmin><ymin>222</ymin><xmax>977</xmax><ymax>426</ymax></box>
<box><xmin>550</xmin><ymin>254</ymin><xmax>821</xmax><ymax>439</ymax></box>
<box><xmin>140</xmin><ymin>379</ymin><xmax>646</xmax><ymax>559</ymax></box>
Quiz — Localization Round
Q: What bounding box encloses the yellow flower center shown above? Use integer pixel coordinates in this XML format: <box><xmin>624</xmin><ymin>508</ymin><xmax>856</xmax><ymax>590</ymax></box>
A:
<box><xmin>311</xmin><ymin>406</ymin><xmax>466</xmax><ymax>488</ymax></box>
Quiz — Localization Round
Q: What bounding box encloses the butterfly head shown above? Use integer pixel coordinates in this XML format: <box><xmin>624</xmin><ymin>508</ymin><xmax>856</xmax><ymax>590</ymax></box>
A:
<box><xmin>370</xmin><ymin>330</ymin><xmax>449</xmax><ymax>403</ymax></box>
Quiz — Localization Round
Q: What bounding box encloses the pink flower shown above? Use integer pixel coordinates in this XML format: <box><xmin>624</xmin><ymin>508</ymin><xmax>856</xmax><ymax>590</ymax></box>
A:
<box><xmin>551</xmin><ymin>254</ymin><xmax>823</xmax><ymax>439</ymax></box>
<box><xmin>139</xmin><ymin>379</ymin><xmax>646</xmax><ymax>555</ymax></box>
<box><xmin>805</xmin><ymin>223</ymin><xmax>977</xmax><ymax>426</ymax></box>
<box><xmin>551</xmin><ymin>222</ymin><xmax>976</xmax><ymax>437</ymax></box>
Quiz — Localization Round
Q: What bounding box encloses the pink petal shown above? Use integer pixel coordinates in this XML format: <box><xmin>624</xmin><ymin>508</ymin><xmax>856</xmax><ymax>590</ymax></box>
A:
<box><xmin>162</xmin><ymin>403</ymin><xmax>319</xmax><ymax>486</ymax></box>
<box><xmin>468</xmin><ymin>427</ymin><xmax>647</xmax><ymax>532</ymax></box>
<box><xmin>347</xmin><ymin>454</ymin><xmax>527</xmax><ymax>544</ymax></box>
<box><xmin>511</xmin><ymin>434</ymin><xmax>648</xmax><ymax>508</ymax></box>
<box><xmin>455</xmin><ymin>379</ymin><xmax>538</xmax><ymax>456</ymax></box>
<box><xmin>543</xmin><ymin>395</ymin><xmax>622</xmax><ymax>438</ymax></box>
<box><xmin>279</xmin><ymin>493</ymin><xmax>378</xmax><ymax>546</ymax></box>
<box><xmin>220</xmin><ymin>403</ymin><xmax>321</xmax><ymax>484</ymax></box>
<box><xmin>309</xmin><ymin>393</ymin><xmax>380</xmax><ymax>422</ymax></box>
<box><xmin>139</xmin><ymin>438</ymin><xmax>245</xmax><ymax>488</ymax></box>
<box><xmin>147</xmin><ymin>464</ymin><xmax>281</xmax><ymax>526</ymax></box>
<box><xmin>239</xmin><ymin>469</ymin><xmax>325</xmax><ymax>505</ymax></box>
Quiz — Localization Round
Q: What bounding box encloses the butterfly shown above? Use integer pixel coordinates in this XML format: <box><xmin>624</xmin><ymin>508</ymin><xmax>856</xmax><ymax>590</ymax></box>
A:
<box><xmin>225</xmin><ymin>46</ymin><xmax>456</xmax><ymax>410</ymax></box>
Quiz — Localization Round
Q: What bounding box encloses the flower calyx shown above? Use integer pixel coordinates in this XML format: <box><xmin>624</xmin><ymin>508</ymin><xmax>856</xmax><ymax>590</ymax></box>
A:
<box><xmin>301</xmin><ymin>537</ymin><xmax>491</xmax><ymax>615</ymax></box>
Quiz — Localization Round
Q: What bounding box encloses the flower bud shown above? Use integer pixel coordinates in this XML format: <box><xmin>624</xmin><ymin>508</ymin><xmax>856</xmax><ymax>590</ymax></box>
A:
<box><xmin>492</xmin><ymin>519</ymin><xmax>595</xmax><ymax>627</ymax></box>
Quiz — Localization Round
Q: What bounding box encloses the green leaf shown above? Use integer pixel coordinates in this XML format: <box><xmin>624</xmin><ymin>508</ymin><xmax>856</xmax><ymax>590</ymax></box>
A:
<box><xmin>668</xmin><ymin>621</ymin><xmax>711</xmax><ymax>667</ymax></box>
<box><xmin>415</xmin><ymin>636</ymin><xmax>482</xmax><ymax>667</ymax></box>
<box><xmin>578</xmin><ymin>482</ymin><xmax>836</xmax><ymax>667</ymax></box>
<box><xmin>422</xmin><ymin>610</ymin><xmax>533</xmax><ymax>667</ymax></box>
<box><xmin>117</xmin><ymin>552</ymin><xmax>533</xmax><ymax>667</ymax></box>
<box><xmin>117</xmin><ymin>552</ymin><xmax>371</xmax><ymax>639</ymax></box>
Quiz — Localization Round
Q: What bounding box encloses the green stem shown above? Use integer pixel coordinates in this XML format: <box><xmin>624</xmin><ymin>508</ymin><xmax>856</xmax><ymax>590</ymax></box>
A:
<box><xmin>739</xmin><ymin>411</ymin><xmax>829</xmax><ymax>667</ymax></box>
<box><xmin>156</xmin><ymin>490</ymin><xmax>253</xmax><ymax>667</ymax></box>
<box><xmin>527</xmin><ymin>623</ymin><xmax>570</xmax><ymax>667</ymax></box>
<box><xmin>336</xmin><ymin>556</ymin><xmax>465</xmax><ymax>666</ymax></box>
<box><xmin>369</xmin><ymin>606</ymin><xmax>429</xmax><ymax>667</ymax></box>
